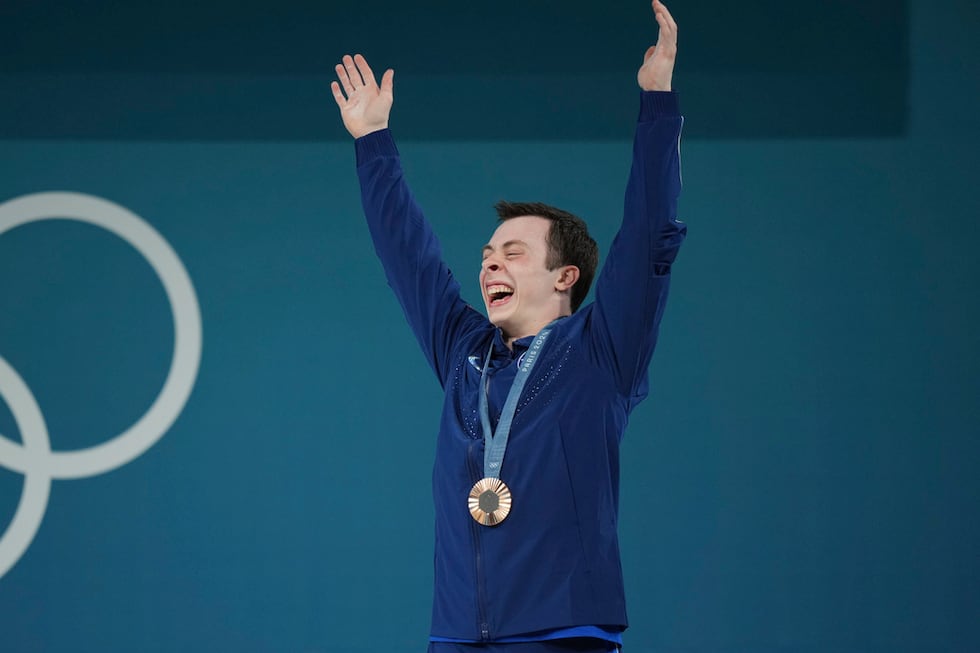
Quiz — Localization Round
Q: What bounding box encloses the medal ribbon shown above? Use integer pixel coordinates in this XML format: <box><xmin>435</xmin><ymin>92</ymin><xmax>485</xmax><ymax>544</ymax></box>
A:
<box><xmin>479</xmin><ymin>324</ymin><xmax>555</xmax><ymax>479</ymax></box>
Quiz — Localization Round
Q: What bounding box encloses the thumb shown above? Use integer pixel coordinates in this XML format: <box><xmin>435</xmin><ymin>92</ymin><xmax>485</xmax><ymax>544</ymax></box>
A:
<box><xmin>643</xmin><ymin>45</ymin><xmax>657</xmax><ymax>63</ymax></box>
<box><xmin>380</xmin><ymin>69</ymin><xmax>395</xmax><ymax>94</ymax></box>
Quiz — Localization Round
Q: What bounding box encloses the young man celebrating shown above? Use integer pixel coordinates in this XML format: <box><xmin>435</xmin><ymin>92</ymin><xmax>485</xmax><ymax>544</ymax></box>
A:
<box><xmin>331</xmin><ymin>2</ymin><xmax>685</xmax><ymax>651</ymax></box>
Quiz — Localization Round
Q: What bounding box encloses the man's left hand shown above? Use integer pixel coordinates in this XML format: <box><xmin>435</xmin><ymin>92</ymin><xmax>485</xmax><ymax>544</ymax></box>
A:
<box><xmin>637</xmin><ymin>0</ymin><xmax>678</xmax><ymax>91</ymax></box>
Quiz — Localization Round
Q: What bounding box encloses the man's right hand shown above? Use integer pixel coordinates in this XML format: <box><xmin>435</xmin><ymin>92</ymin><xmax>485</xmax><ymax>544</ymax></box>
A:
<box><xmin>331</xmin><ymin>54</ymin><xmax>394</xmax><ymax>139</ymax></box>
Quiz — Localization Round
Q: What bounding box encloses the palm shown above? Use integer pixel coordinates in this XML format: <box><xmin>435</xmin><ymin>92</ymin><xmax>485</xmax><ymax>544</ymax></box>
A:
<box><xmin>340</xmin><ymin>83</ymin><xmax>391</xmax><ymax>131</ymax></box>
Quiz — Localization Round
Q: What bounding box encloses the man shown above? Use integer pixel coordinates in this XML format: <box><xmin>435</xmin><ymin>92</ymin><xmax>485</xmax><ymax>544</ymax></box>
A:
<box><xmin>330</xmin><ymin>2</ymin><xmax>685</xmax><ymax>651</ymax></box>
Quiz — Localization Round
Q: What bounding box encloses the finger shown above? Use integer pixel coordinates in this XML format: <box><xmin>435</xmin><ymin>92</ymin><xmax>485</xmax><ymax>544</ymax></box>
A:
<box><xmin>330</xmin><ymin>80</ymin><xmax>347</xmax><ymax>108</ymax></box>
<box><xmin>654</xmin><ymin>9</ymin><xmax>677</xmax><ymax>48</ymax></box>
<box><xmin>335</xmin><ymin>62</ymin><xmax>354</xmax><ymax>96</ymax></box>
<box><xmin>343</xmin><ymin>54</ymin><xmax>364</xmax><ymax>88</ymax></box>
<box><xmin>655</xmin><ymin>1</ymin><xmax>678</xmax><ymax>38</ymax></box>
<box><xmin>380</xmin><ymin>68</ymin><xmax>394</xmax><ymax>94</ymax></box>
<box><xmin>354</xmin><ymin>54</ymin><xmax>378</xmax><ymax>88</ymax></box>
<box><xmin>655</xmin><ymin>10</ymin><xmax>670</xmax><ymax>42</ymax></box>
<box><xmin>643</xmin><ymin>45</ymin><xmax>657</xmax><ymax>63</ymax></box>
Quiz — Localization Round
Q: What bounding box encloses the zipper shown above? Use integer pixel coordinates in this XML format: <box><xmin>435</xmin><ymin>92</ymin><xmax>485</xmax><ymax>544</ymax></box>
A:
<box><xmin>467</xmin><ymin>437</ymin><xmax>491</xmax><ymax>641</ymax></box>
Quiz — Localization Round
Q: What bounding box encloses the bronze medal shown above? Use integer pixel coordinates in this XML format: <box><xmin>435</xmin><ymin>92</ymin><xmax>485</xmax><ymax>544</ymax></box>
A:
<box><xmin>468</xmin><ymin>477</ymin><xmax>512</xmax><ymax>526</ymax></box>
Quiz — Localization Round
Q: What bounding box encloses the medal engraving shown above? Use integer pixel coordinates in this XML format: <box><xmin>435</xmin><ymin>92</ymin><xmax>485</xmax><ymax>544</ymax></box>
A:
<box><xmin>468</xmin><ymin>477</ymin><xmax>512</xmax><ymax>526</ymax></box>
<box><xmin>478</xmin><ymin>490</ymin><xmax>499</xmax><ymax>513</ymax></box>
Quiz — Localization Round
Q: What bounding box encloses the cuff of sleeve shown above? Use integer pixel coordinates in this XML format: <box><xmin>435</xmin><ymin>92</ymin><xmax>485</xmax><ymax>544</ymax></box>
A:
<box><xmin>638</xmin><ymin>91</ymin><xmax>680</xmax><ymax>121</ymax></box>
<box><xmin>355</xmin><ymin>128</ymin><xmax>399</xmax><ymax>166</ymax></box>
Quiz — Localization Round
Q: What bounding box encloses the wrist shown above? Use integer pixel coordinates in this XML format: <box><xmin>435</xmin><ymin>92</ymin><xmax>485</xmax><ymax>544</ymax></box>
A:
<box><xmin>352</xmin><ymin>122</ymin><xmax>389</xmax><ymax>139</ymax></box>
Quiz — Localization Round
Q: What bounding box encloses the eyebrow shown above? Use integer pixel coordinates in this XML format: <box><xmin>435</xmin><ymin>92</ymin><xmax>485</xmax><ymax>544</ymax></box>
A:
<box><xmin>481</xmin><ymin>239</ymin><xmax>529</xmax><ymax>255</ymax></box>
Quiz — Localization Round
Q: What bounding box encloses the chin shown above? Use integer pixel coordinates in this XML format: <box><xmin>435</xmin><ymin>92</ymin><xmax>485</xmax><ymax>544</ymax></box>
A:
<box><xmin>487</xmin><ymin>309</ymin><xmax>516</xmax><ymax>332</ymax></box>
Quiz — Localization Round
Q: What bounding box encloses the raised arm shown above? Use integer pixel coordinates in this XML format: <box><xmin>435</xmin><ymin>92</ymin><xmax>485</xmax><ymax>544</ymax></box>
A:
<box><xmin>330</xmin><ymin>54</ymin><xmax>487</xmax><ymax>386</ymax></box>
<box><xmin>589</xmin><ymin>0</ymin><xmax>686</xmax><ymax>404</ymax></box>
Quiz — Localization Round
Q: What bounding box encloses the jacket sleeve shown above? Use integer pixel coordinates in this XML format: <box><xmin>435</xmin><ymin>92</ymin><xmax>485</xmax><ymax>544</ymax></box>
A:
<box><xmin>355</xmin><ymin>129</ymin><xmax>487</xmax><ymax>387</ymax></box>
<box><xmin>588</xmin><ymin>91</ymin><xmax>687</xmax><ymax>405</ymax></box>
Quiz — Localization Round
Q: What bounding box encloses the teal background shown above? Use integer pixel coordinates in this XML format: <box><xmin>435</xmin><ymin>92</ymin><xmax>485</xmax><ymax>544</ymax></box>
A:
<box><xmin>1</xmin><ymin>1</ymin><xmax>978</xmax><ymax>652</ymax></box>
<box><xmin>0</xmin><ymin>0</ymin><xmax>907</xmax><ymax>139</ymax></box>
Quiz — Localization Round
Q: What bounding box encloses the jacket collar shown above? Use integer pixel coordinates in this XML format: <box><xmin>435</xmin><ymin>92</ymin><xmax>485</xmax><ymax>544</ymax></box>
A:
<box><xmin>489</xmin><ymin>328</ymin><xmax>533</xmax><ymax>362</ymax></box>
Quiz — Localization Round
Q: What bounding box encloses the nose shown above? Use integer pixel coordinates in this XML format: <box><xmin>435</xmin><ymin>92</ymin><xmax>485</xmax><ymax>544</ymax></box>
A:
<box><xmin>482</xmin><ymin>254</ymin><xmax>502</xmax><ymax>273</ymax></box>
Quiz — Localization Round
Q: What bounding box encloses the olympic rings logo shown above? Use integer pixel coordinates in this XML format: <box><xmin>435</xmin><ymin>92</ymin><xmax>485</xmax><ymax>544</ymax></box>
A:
<box><xmin>0</xmin><ymin>192</ymin><xmax>202</xmax><ymax>579</ymax></box>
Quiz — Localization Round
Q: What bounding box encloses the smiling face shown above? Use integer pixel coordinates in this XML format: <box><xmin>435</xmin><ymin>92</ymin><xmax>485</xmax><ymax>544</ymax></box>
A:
<box><xmin>480</xmin><ymin>216</ymin><xmax>579</xmax><ymax>345</ymax></box>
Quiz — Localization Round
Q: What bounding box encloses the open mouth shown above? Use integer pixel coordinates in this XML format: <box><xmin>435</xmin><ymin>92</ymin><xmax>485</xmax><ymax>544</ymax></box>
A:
<box><xmin>486</xmin><ymin>284</ymin><xmax>515</xmax><ymax>307</ymax></box>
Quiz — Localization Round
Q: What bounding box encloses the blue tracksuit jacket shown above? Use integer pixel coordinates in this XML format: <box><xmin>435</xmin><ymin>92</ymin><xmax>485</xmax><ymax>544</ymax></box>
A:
<box><xmin>355</xmin><ymin>91</ymin><xmax>686</xmax><ymax>642</ymax></box>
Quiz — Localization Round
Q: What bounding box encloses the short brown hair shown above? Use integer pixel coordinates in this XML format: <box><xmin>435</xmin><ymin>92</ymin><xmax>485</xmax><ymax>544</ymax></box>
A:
<box><xmin>494</xmin><ymin>200</ymin><xmax>599</xmax><ymax>312</ymax></box>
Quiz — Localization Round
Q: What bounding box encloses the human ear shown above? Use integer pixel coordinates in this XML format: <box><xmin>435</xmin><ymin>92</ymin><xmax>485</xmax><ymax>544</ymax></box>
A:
<box><xmin>554</xmin><ymin>265</ymin><xmax>580</xmax><ymax>291</ymax></box>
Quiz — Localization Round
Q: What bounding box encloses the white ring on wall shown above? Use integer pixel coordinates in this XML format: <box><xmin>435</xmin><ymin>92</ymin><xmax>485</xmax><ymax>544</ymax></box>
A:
<box><xmin>0</xmin><ymin>191</ymin><xmax>202</xmax><ymax>578</ymax></box>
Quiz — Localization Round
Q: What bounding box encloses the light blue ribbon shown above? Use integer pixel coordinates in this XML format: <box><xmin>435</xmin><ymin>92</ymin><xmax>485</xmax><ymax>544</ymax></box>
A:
<box><xmin>478</xmin><ymin>324</ymin><xmax>555</xmax><ymax>479</ymax></box>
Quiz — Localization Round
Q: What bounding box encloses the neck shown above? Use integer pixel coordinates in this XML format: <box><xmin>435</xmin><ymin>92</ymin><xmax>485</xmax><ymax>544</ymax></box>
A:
<box><xmin>501</xmin><ymin>312</ymin><xmax>569</xmax><ymax>350</ymax></box>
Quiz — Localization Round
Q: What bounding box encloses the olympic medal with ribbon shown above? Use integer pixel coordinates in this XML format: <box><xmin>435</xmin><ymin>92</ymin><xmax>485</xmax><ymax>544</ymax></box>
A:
<box><xmin>468</xmin><ymin>324</ymin><xmax>555</xmax><ymax>526</ymax></box>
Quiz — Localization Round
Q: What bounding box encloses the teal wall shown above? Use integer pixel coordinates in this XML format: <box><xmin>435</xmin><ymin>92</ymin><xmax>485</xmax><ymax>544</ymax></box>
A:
<box><xmin>1</xmin><ymin>1</ymin><xmax>977</xmax><ymax>652</ymax></box>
